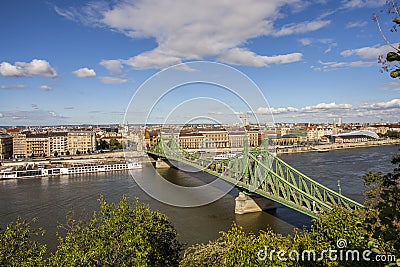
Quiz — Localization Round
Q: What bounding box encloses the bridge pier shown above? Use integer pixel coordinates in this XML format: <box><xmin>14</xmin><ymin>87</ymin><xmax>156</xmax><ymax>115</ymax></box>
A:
<box><xmin>155</xmin><ymin>158</ymin><xmax>170</xmax><ymax>168</ymax></box>
<box><xmin>235</xmin><ymin>192</ymin><xmax>276</xmax><ymax>214</ymax></box>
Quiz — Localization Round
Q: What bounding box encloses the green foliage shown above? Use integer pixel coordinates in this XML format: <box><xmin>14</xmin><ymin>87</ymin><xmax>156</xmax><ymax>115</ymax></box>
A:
<box><xmin>387</xmin><ymin>52</ymin><xmax>400</xmax><ymax>62</ymax></box>
<box><xmin>393</xmin><ymin>17</ymin><xmax>400</xmax><ymax>24</ymax></box>
<box><xmin>362</xmin><ymin>154</ymin><xmax>400</xmax><ymax>255</ymax></box>
<box><xmin>109</xmin><ymin>138</ymin><xmax>123</xmax><ymax>151</ymax></box>
<box><xmin>181</xmin><ymin>208</ymin><xmax>373</xmax><ymax>267</ymax></box>
<box><xmin>0</xmin><ymin>196</ymin><xmax>182</xmax><ymax>267</ymax></box>
<box><xmin>181</xmin><ymin>225</ymin><xmax>297</xmax><ymax>267</ymax></box>
<box><xmin>374</xmin><ymin>1</ymin><xmax>400</xmax><ymax>79</ymax></box>
<box><xmin>383</xmin><ymin>130</ymin><xmax>400</xmax><ymax>139</ymax></box>
<box><xmin>311</xmin><ymin>206</ymin><xmax>368</xmax><ymax>250</ymax></box>
<box><xmin>49</xmin><ymin>195</ymin><xmax>182</xmax><ymax>267</ymax></box>
<box><xmin>390</xmin><ymin>68</ymin><xmax>400</xmax><ymax>78</ymax></box>
<box><xmin>0</xmin><ymin>217</ymin><xmax>46</xmax><ymax>267</ymax></box>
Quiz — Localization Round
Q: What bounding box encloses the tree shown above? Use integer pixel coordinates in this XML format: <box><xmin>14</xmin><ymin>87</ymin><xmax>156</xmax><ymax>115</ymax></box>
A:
<box><xmin>0</xmin><ymin>217</ymin><xmax>46</xmax><ymax>266</ymax></box>
<box><xmin>49</xmin><ymin>195</ymin><xmax>182</xmax><ymax>266</ymax></box>
<box><xmin>54</xmin><ymin>151</ymin><xmax>58</xmax><ymax>157</ymax></box>
<box><xmin>384</xmin><ymin>130</ymin><xmax>400</xmax><ymax>139</ymax></box>
<box><xmin>373</xmin><ymin>1</ymin><xmax>400</xmax><ymax>78</ymax></box>
<box><xmin>181</xmin><ymin>209</ymin><xmax>372</xmax><ymax>267</ymax></box>
<box><xmin>97</xmin><ymin>139</ymin><xmax>109</xmax><ymax>150</ymax></box>
<box><xmin>65</xmin><ymin>150</ymin><xmax>70</xmax><ymax>156</ymax></box>
<box><xmin>109</xmin><ymin>138</ymin><xmax>122</xmax><ymax>151</ymax></box>
<box><xmin>362</xmin><ymin>153</ymin><xmax>400</xmax><ymax>255</ymax></box>
<box><xmin>76</xmin><ymin>149</ymin><xmax>81</xmax><ymax>155</ymax></box>
<box><xmin>1</xmin><ymin>196</ymin><xmax>182</xmax><ymax>266</ymax></box>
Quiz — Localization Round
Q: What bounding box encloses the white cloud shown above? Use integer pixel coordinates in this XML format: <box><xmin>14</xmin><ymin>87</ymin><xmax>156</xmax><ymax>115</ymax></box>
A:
<box><xmin>0</xmin><ymin>84</ymin><xmax>27</xmax><ymax>90</ymax></box>
<box><xmin>299</xmin><ymin>38</ymin><xmax>312</xmax><ymax>46</ymax></box>
<box><xmin>346</xmin><ymin>21</ymin><xmax>367</xmax><ymax>28</ymax></box>
<box><xmin>40</xmin><ymin>85</ymin><xmax>53</xmax><ymax>91</ymax></box>
<box><xmin>257</xmin><ymin>99</ymin><xmax>400</xmax><ymax>122</ymax></box>
<box><xmin>0</xmin><ymin>59</ymin><xmax>57</xmax><ymax>77</ymax></box>
<box><xmin>258</xmin><ymin>106</ymin><xmax>299</xmax><ymax>114</ymax></box>
<box><xmin>100</xmin><ymin>76</ymin><xmax>128</xmax><ymax>84</ymax></box>
<box><xmin>72</xmin><ymin>67</ymin><xmax>96</xmax><ymax>77</ymax></box>
<box><xmin>56</xmin><ymin>0</ymin><xmax>310</xmax><ymax>69</ymax></box>
<box><xmin>341</xmin><ymin>0</ymin><xmax>386</xmax><ymax>9</ymax></box>
<box><xmin>313</xmin><ymin>60</ymin><xmax>376</xmax><ymax>71</ymax></box>
<box><xmin>0</xmin><ymin>62</ymin><xmax>25</xmax><ymax>76</ymax></box>
<box><xmin>298</xmin><ymin>38</ymin><xmax>337</xmax><ymax>54</ymax></box>
<box><xmin>100</xmin><ymin>59</ymin><xmax>123</xmax><ymax>75</ymax></box>
<box><xmin>340</xmin><ymin>44</ymin><xmax>392</xmax><ymax>59</ymax></box>
<box><xmin>218</xmin><ymin>48</ymin><xmax>302</xmax><ymax>66</ymax></box>
<box><xmin>258</xmin><ymin>102</ymin><xmax>351</xmax><ymax>115</ymax></box>
<box><xmin>273</xmin><ymin>20</ymin><xmax>331</xmax><ymax>37</ymax></box>
<box><xmin>0</xmin><ymin>113</ymin><xmax>3</xmax><ymax>118</ymax></box>
<box><xmin>362</xmin><ymin>99</ymin><xmax>400</xmax><ymax>109</ymax></box>
<box><xmin>122</xmin><ymin>51</ymin><xmax>182</xmax><ymax>70</ymax></box>
<box><xmin>303</xmin><ymin>102</ymin><xmax>352</xmax><ymax>111</ymax></box>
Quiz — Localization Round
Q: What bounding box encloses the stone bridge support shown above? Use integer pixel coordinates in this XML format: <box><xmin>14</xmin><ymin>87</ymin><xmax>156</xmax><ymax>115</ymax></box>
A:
<box><xmin>235</xmin><ymin>192</ymin><xmax>276</xmax><ymax>214</ymax></box>
<box><xmin>155</xmin><ymin>158</ymin><xmax>170</xmax><ymax>168</ymax></box>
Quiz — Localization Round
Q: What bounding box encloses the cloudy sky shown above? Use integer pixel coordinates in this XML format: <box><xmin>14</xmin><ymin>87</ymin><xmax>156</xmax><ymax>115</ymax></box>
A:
<box><xmin>1</xmin><ymin>0</ymin><xmax>399</xmax><ymax>125</ymax></box>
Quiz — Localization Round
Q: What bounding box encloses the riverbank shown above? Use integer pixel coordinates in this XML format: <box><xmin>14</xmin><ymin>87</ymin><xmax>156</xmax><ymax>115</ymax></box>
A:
<box><xmin>276</xmin><ymin>138</ymin><xmax>400</xmax><ymax>154</ymax></box>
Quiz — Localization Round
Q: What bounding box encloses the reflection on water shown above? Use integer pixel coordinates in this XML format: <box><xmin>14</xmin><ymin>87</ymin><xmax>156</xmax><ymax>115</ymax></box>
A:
<box><xmin>0</xmin><ymin>145</ymin><xmax>398</xmax><ymax>251</ymax></box>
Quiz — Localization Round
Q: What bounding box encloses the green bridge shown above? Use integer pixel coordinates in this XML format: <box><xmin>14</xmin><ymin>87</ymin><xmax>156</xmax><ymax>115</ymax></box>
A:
<box><xmin>147</xmin><ymin>134</ymin><xmax>364</xmax><ymax>218</ymax></box>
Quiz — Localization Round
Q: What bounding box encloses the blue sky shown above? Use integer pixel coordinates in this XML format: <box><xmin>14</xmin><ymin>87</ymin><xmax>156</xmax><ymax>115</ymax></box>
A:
<box><xmin>0</xmin><ymin>0</ymin><xmax>399</xmax><ymax>126</ymax></box>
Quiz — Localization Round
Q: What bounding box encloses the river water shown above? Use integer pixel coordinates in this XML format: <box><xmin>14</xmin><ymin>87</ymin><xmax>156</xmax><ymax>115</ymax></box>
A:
<box><xmin>0</xmin><ymin>145</ymin><xmax>398</xmax><ymax>250</ymax></box>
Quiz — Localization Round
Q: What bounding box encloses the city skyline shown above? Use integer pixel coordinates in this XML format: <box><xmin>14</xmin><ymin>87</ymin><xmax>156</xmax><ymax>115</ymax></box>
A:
<box><xmin>1</xmin><ymin>0</ymin><xmax>400</xmax><ymax>126</ymax></box>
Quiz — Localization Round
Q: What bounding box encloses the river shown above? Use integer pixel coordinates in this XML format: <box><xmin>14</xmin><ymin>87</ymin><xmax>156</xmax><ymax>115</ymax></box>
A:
<box><xmin>0</xmin><ymin>145</ymin><xmax>398</xmax><ymax>250</ymax></box>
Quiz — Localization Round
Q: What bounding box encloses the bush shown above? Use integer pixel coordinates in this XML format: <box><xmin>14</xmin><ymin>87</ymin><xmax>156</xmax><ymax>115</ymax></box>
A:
<box><xmin>49</xmin><ymin>196</ymin><xmax>182</xmax><ymax>266</ymax></box>
<box><xmin>0</xmin><ymin>196</ymin><xmax>183</xmax><ymax>267</ymax></box>
<box><xmin>0</xmin><ymin>217</ymin><xmax>46</xmax><ymax>266</ymax></box>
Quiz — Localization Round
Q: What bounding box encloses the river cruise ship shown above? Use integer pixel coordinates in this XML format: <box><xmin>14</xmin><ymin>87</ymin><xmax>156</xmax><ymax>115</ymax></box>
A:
<box><xmin>0</xmin><ymin>160</ymin><xmax>142</xmax><ymax>180</ymax></box>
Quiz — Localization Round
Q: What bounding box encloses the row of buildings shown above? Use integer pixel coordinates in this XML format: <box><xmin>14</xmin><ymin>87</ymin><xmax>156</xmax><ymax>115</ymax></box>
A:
<box><xmin>0</xmin><ymin>129</ymin><xmax>96</xmax><ymax>160</ymax></box>
<box><xmin>1</xmin><ymin>121</ymin><xmax>399</xmax><ymax>160</ymax></box>
<box><xmin>144</xmin><ymin>122</ymin><xmax>400</xmax><ymax>153</ymax></box>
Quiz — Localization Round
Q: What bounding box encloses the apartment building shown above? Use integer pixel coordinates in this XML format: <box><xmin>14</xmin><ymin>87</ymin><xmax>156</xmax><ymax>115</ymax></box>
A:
<box><xmin>12</xmin><ymin>134</ymin><xmax>27</xmax><ymax>158</ymax></box>
<box><xmin>247</xmin><ymin>130</ymin><xmax>260</xmax><ymax>147</ymax></box>
<box><xmin>67</xmin><ymin>131</ymin><xmax>96</xmax><ymax>155</ymax></box>
<box><xmin>179</xmin><ymin>132</ymin><xmax>204</xmax><ymax>149</ymax></box>
<box><xmin>0</xmin><ymin>134</ymin><xmax>13</xmax><ymax>160</ymax></box>
<box><xmin>26</xmin><ymin>133</ymin><xmax>49</xmax><ymax>157</ymax></box>
<box><xmin>198</xmin><ymin>129</ymin><xmax>230</xmax><ymax>149</ymax></box>
<box><xmin>49</xmin><ymin>132</ymin><xmax>68</xmax><ymax>156</ymax></box>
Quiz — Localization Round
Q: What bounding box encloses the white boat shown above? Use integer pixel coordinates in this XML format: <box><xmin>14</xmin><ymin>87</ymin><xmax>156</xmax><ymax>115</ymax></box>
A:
<box><xmin>213</xmin><ymin>153</ymin><xmax>237</xmax><ymax>160</ymax></box>
<box><xmin>0</xmin><ymin>161</ymin><xmax>142</xmax><ymax>180</ymax></box>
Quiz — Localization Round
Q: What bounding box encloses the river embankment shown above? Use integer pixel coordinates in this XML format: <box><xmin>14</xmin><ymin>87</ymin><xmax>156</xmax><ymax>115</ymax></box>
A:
<box><xmin>276</xmin><ymin>139</ymin><xmax>400</xmax><ymax>154</ymax></box>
